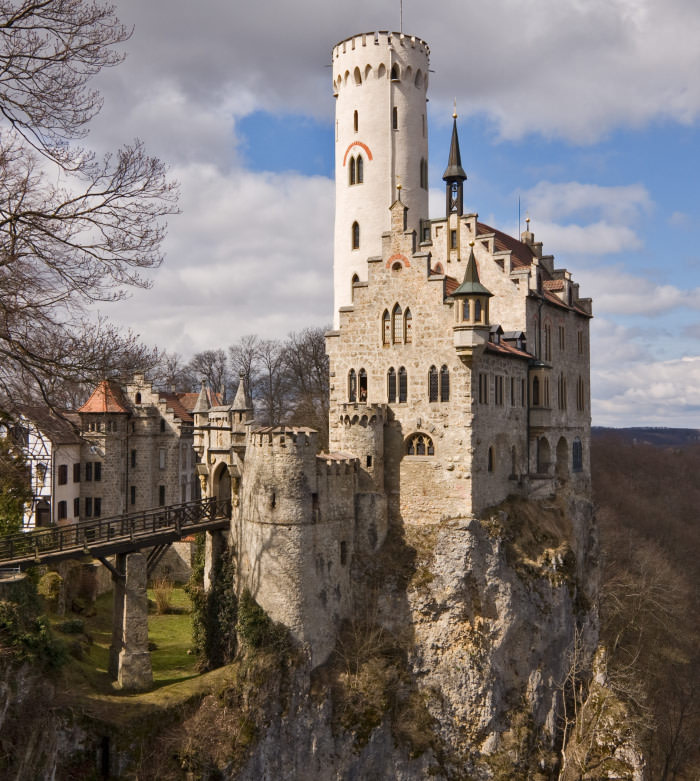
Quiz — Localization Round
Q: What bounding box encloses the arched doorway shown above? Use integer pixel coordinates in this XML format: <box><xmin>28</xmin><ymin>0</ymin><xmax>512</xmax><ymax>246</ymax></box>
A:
<box><xmin>556</xmin><ymin>436</ymin><xmax>569</xmax><ymax>480</ymax></box>
<box><xmin>213</xmin><ymin>463</ymin><xmax>231</xmax><ymax>506</ymax></box>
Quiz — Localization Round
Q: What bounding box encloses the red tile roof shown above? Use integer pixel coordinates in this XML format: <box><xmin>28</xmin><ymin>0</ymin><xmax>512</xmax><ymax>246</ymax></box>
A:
<box><xmin>177</xmin><ymin>390</ymin><xmax>222</xmax><ymax>413</ymax></box>
<box><xmin>78</xmin><ymin>380</ymin><xmax>130</xmax><ymax>414</ymax></box>
<box><xmin>160</xmin><ymin>393</ymin><xmax>193</xmax><ymax>423</ymax></box>
<box><xmin>445</xmin><ymin>275</ymin><xmax>459</xmax><ymax>296</ymax></box>
<box><xmin>543</xmin><ymin>279</ymin><xmax>564</xmax><ymax>291</ymax></box>
<box><xmin>477</xmin><ymin>222</ymin><xmax>537</xmax><ymax>269</ymax></box>
<box><xmin>485</xmin><ymin>340</ymin><xmax>533</xmax><ymax>360</ymax></box>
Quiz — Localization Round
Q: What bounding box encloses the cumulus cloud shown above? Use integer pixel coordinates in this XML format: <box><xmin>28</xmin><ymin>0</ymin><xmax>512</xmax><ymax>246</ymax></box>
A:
<box><xmin>593</xmin><ymin>356</ymin><xmax>700</xmax><ymax>427</ymax></box>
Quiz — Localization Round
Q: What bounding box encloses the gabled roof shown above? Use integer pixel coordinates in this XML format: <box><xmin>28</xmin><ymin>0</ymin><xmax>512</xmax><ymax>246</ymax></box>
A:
<box><xmin>178</xmin><ymin>389</ymin><xmax>223</xmax><ymax>414</ymax></box>
<box><xmin>159</xmin><ymin>393</ymin><xmax>193</xmax><ymax>423</ymax></box>
<box><xmin>16</xmin><ymin>405</ymin><xmax>82</xmax><ymax>444</ymax></box>
<box><xmin>485</xmin><ymin>340</ymin><xmax>532</xmax><ymax>360</ymax></box>
<box><xmin>78</xmin><ymin>380</ymin><xmax>130</xmax><ymax>414</ymax></box>
<box><xmin>477</xmin><ymin>222</ymin><xmax>537</xmax><ymax>270</ymax></box>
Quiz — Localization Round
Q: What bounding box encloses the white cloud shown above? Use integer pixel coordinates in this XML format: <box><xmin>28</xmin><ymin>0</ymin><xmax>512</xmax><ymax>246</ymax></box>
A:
<box><xmin>524</xmin><ymin>182</ymin><xmax>652</xmax><ymax>224</ymax></box>
<box><xmin>593</xmin><ymin>356</ymin><xmax>700</xmax><ymax>427</ymax></box>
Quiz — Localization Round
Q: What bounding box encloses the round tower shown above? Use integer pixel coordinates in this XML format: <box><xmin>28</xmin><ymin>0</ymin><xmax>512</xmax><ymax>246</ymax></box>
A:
<box><xmin>332</xmin><ymin>31</ymin><xmax>430</xmax><ymax>324</ymax></box>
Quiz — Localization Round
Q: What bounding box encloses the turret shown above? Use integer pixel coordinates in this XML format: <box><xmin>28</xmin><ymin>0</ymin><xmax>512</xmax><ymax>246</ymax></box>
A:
<box><xmin>442</xmin><ymin>112</ymin><xmax>467</xmax><ymax>217</ymax></box>
<box><xmin>452</xmin><ymin>243</ymin><xmax>492</xmax><ymax>358</ymax></box>
<box><xmin>332</xmin><ymin>31</ymin><xmax>430</xmax><ymax>324</ymax></box>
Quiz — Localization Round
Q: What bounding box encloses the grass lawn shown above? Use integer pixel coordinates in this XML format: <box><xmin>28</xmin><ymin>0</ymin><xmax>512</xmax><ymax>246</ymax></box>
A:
<box><xmin>50</xmin><ymin>582</ymin><xmax>199</xmax><ymax>693</ymax></box>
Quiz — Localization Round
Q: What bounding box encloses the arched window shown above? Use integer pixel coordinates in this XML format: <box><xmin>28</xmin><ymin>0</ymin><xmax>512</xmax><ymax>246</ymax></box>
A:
<box><xmin>428</xmin><ymin>366</ymin><xmax>438</xmax><ymax>402</ymax></box>
<box><xmin>390</xmin><ymin>64</ymin><xmax>399</xmax><ymax>81</ymax></box>
<box><xmin>532</xmin><ymin>376</ymin><xmax>540</xmax><ymax>406</ymax></box>
<box><xmin>135</xmin><ymin>392</ymin><xmax>142</xmax><ymax>404</ymax></box>
<box><xmin>398</xmin><ymin>366</ymin><xmax>407</xmax><ymax>402</ymax></box>
<box><xmin>406</xmin><ymin>432</ymin><xmax>434</xmax><ymax>456</ymax></box>
<box><xmin>348</xmin><ymin>369</ymin><xmax>357</xmax><ymax>402</ymax></box>
<box><xmin>387</xmin><ymin>367</ymin><xmax>396</xmax><ymax>402</ymax></box>
<box><xmin>440</xmin><ymin>365</ymin><xmax>450</xmax><ymax>402</ymax></box>
<box><xmin>382</xmin><ymin>310</ymin><xmax>391</xmax><ymax>345</ymax></box>
<box><xmin>392</xmin><ymin>106</ymin><xmax>398</xmax><ymax>130</ymax></box>
<box><xmin>359</xmin><ymin>368</ymin><xmax>367</xmax><ymax>401</ymax></box>
<box><xmin>572</xmin><ymin>437</ymin><xmax>583</xmax><ymax>472</ymax></box>
<box><xmin>356</xmin><ymin>154</ymin><xmax>364</xmax><ymax>183</ymax></box>
<box><xmin>353</xmin><ymin>109</ymin><xmax>358</xmax><ymax>132</ymax></box>
<box><xmin>487</xmin><ymin>446</ymin><xmax>494</xmax><ymax>473</ymax></box>
<box><xmin>404</xmin><ymin>308</ymin><xmax>412</xmax><ymax>343</ymax></box>
<box><xmin>352</xmin><ymin>221</ymin><xmax>360</xmax><ymax>249</ymax></box>
<box><xmin>462</xmin><ymin>299</ymin><xmax>471</xmax><ymax>322</ymax></box>
<box><xmin>474</xmin><ymin>299</ymin><xmax>482</xmax><ymax>322</ymax></box>
<box><xmin>351</xmin><ymin>274</ymin><xmax>359</xmax><ymax>300</ymax></box>
<box><xmin>354</xmin><ymin>66</ymin><xmax>361</xmax><ymax>85</ymax></box>
<box><xmin>419</xmin><ymin>158</ymin><xmax>428</xmax><ymax>189</ymax></box>
<box><xmin>415</xmin><ymin>69</ymin><xmax>423</xmax><ymax>87</ymax></box>
<box><xmin>349</xmin><ymin>156</ymin><xmax>356</xmax><ymax>185</ymax></box>
<box><xmin>392</xmin><ymin>304</ymin><xmax>403</xmax><ymax>343</ymax></box>
<box><xmin>577</xmin><ymin>376</ymin><xmax>585</xmax><ymax>411</ymax></box>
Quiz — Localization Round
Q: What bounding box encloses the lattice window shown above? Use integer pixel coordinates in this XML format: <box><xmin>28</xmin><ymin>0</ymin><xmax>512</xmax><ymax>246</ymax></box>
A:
<box><xmin>406</xmin><ymin>432</ymin><xmax>434</xmax><ymax>457</ymax></box>
<box><xmin>440</xmin><ymin>365</ymin><xmax>450</xmax><ymax>402</ymax></box>
<box><xmin>392</xmin><ymin>304</ymin><xmax>403</xmax><ymax>343</ymax></box>
<box><xmin>428</xmin><ymin>365</ymin><xmax>438</xmax><ymax>402</ymax></box>
<box><xmin>348</xmin><ymin>369</ymin><xmax>357</xmax><ymax>402</ymax></box>
<box><xmin>382</xmin><ymin>310</ymin><xmax>391</xmax><ymax>345</ymax></box>
<box><xmin>387</xmin><ymin>367</ymin><xmax>396</xmax><ymax>403</ymax></box>
<box><xmin>398</xmin><ymin>366</ymin><xmax>407</xmax><ymax>403</ymax></box>
<box><xmin>404</xmin><ymin>308</ymin><xmax>412</xmax><ymax>343</ymax></box>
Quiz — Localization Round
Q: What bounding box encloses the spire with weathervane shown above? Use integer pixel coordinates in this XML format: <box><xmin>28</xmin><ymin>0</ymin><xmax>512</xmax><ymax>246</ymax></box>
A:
<box><xmin>442</xmin><ymin>103</ymin><xmax>467</xmax><ymax>217</ymax></box>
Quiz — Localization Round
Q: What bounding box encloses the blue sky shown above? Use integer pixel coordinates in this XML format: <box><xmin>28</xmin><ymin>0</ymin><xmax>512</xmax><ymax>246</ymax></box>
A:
<box><xmin>90</xmin><ymin>0</ymin><xmax>700</xmax><ymax>428</ymax></box>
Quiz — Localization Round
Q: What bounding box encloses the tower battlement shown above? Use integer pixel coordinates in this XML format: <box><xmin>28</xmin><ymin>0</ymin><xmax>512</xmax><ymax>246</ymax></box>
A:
<box><xmin>333</xmin><ymin>31</ymin><xmax>430</xmax><ymax>59</ymax></box>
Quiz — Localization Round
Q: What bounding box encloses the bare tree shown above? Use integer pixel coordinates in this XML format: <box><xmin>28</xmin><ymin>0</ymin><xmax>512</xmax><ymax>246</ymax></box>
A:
<box><xmin>188</xmin><ymin>349</ymin><xmax>231</xmax><ymax>403</ymax></box>
<box><xmin>255</xmin><ymin>339</ymin><xmax>287</xmax><ymax>426</ymax></box>
<box><xmin>151</xmin><ymin>350</ymin><xmax>196</xmax><ymax>393</ymax></box>
<box><xmin>229</xmin><ymin>334</ymin><xmax>260</xmax><ymax>402</ymax></box>
<box><xmin>0</xmin><ymin>1</ymin><xmax>178</xmax><ymax>415</ymax></box>
<box><xmin>283</xmin><ymin>327</ymin><xmax>330</xmax><ymax>446</ymax></box>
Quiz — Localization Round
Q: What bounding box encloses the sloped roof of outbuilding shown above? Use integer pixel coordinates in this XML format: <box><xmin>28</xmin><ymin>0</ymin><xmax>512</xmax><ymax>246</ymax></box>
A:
<box><xmin>17</xmin><ymin>405</ymin><xmax>82</xmax><ymax>444</ymax></box>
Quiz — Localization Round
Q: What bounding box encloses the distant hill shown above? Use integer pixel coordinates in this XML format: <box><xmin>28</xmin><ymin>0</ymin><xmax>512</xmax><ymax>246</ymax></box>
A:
<box><xmin>592</xmin><ymin>426</ymin><xmax>700</xmax><ymax>447</ymax></box>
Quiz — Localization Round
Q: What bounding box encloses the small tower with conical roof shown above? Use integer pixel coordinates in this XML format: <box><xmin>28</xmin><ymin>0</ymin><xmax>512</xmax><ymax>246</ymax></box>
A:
<box><xmin>452</xmin><ymin>243</ymin><xmax>492</xmax><ymax>359</ymax></box>
<box><xmin>443</xmin><ymin>111</ymin><xmax>467</xmax><ymax>217</ymax></box>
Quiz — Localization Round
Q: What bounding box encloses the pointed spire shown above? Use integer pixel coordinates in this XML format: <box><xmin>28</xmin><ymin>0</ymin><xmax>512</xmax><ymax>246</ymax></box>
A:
<box><xmin>193</xmin><ymin>378</ymin><xmax>211</xmax><ymax>413</ymax></box>
<box><xmin>442</xmin><ymin>115</ymin><xmax>467</xmax><ymax>183</ymax></box>
<box><xmin>231</xmin><ymin>372</ymin><xmax>251</xmax><ymax>410</ymax></box>
<box><xmin>452</xmin><ymin>244</ymin><xmax>493</xmax><ymax>298</ymax></box>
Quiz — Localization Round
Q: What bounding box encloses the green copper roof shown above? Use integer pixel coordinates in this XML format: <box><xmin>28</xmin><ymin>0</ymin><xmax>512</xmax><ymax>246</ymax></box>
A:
<box><xmin>442</xmin><ymin>117</ymin><xmax>467</xmax><ymax>182</ymax></box>
<box><xmin>452</xmin><ymin>248</ymin><xmax>492</xmax><ymax>297</ymax></box>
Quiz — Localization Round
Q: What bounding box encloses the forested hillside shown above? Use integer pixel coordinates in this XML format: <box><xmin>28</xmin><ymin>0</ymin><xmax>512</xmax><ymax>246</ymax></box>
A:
<box><xmin>592</xmin><ymin>435</ymin><xmax>700</xmax><ymax>780</ymax></box>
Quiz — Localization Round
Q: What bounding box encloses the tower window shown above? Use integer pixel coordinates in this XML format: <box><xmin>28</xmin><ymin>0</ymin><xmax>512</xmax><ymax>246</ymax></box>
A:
<box><xmin>450</xmin><ymin>229</ymin><xmax>457</xmax><ymax>249</ymax></box>
<box><xmin>398</xmin><ymin>366</ymin><xmax>407</xmax><ymax>403</ymax></box>
<box><xmin>392</xmin><ymin>106</ymin><xmax>398</xmax><ymax>130</ymax></box>
<box><xmin>420</xmin><ymin>158</ymin><xmax>428</xmax><ymax>189</ymax></box>
<box><xmin>487</xmin><ymin>446</ymin><xmax>495</xmax><ymax>472</ymax></box>
<box><xmin>352</xmin><ymin>221</ymin><xmax>360</xmax><ymax>249</ymax></box>
<box><xmin>392</xmin><ymin>304</ymin><xmax>403</xmax><ymax>343</ymax></box>
<box><xmin>390</xmin><ymin>64</ymin><xmax>399</xmax><ymax>81</ymax></box>
<box><xmin>351</xmin><ymin>274</ymin><xmax>359</xmax><ymax>301</ymax></box>
<box><xmin>359</xmin><ymin>368</ymin><xmax>367</xmax><ymax>401</ymax></box>
<box><xmin>348</xmin><ymin>369</ymin><xmax>357</xmax><ymax>402</ymax></box>
<box><xmin>387</xmin><ymin>367</ymin><xmax>396</xmax><ymax>403</ymax></box>
<box><xmin>532</xmin><ymin>376</ymin><xmax>540</xmax><ymax>406</ymax></box>
<box><xmin>429</xmin><ymin>366</ymin><xmax>438</xmax><ymax>402</ymax></box>
<box><xmin>382</xmin><ymin>309</ymin><xmax>391</xmax><ymax>345</ymax></box>
<box><xmin>349</xmin><ymin>156</ymin><xmax>356</xmax><ymax>185</ymax></box>
<box><xmin>573</xmin><ymin>438</ymin><xmax>583</xmax><ymax>472</ymax></box>
<box><xmin>474</xmin><ymin>299</ymin><xmax>482</xmax><ymax>323</ymax></box>
<box><xmin>356</xmin><ymin>154</ymin><xmax>363</xmax><ymax>183</ymax></box>
<box><xmin>440</xmin><ymin>365</ymin><xmax>450</xmax><ymax>402</ymax></box>
<box><xmin>354</xmin><ymin>110</ymin><xmax>358</xmax><ymax>132</ymax></box>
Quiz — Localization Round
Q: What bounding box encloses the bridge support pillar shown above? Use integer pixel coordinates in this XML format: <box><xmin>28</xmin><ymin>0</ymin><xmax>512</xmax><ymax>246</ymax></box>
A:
<box><xmin>204</xmin><ymin>529</ymin><xmax>226</xmax><ymax>592</ymax></box>
<box><xmin>109</xmin><ymin>552</ymin><xmax>153</xmax><ymax>691</ymax></box>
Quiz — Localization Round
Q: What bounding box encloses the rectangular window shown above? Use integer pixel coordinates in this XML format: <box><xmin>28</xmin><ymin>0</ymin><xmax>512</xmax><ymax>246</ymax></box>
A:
<box><xmin>578</xmin><ymin>331</ymin><xmax>584</xmax><ymax>354</ymax></box>
<box><xmin>495</xmin><ymin>376</ymin><xmax>504</xmax><ymax>406</ymax></box>
<box><xmin>73</xmin><ymin>463</ymin><xmax>81</xmax><ymax>483</ymax></box>
<box><xmin>392</xmin><ymin>105</ymin><xmax>398</xmax><ymax>130</ymax></box>
<box><xmin>94</xmin><ymin>498</ymin><xmax>101</xmax><ymax>518</ymax></box>
<box><xmin>73</xmin><ymin>497</ymin><xmax>80</xmax><ymax>518</ymax></box>
<box><xmin>159</xmin><ymin>448</ymin><xmax>166</xmax><ymax>470</ymax></box>
<box><xmin>450</xmin><ymin>229</ymin><xmax>457</xmax><ymax>249</ymax></box>
<box><xmin>85</xmin><ymin>497</ymin><xmax>93</xmax><ymax>517</ymax></box>
<box><xmin>479</xmin><ymin>374</ymin><xmax>489</xmax><ymax>404</ymax></box>
<box><xmin>130</xmin><ymin>449</ymin><xmax>136</xmax><ymax>468</ymax></box>
<box><xmin>521</xmin><ymin>378</ymin><xmax>526</xmax><ymax>406</ymax></box>
<box><xmin>130</xmin><ymin>486</ymin><xmax>136</xmax><ymax>506</ymax></box>
<box><xmin>559</xmin><ymin>326</ymin><xmax>565</xmax><ymax>351</ymax></box>
<box><xmin>510</xmin><ymin>377</ymin><xmax>515</xmax><ymax>406</ymax></box>
<box><xmin>85</xmin><ymin>462</ymin><xmax>92</xmax><ymax>482</ymax></box>
<box><xmin>58</xmin><ymin>501</ymin><xmax>67</xmax><ymax>520</ymax></box>
<box><xmin>159</xmin><ymin>485</ymin><xmax>165</xmax><ymax>506</ymax></box>
<box><xmin>58</xmin><ymin>464</ymin><xmax>68</xmax><ymax>485</ymax></box>
<box><xmin>94</xmin><ymin>462</ymin><xmax>101</xmax><ymax>482</ymax></box>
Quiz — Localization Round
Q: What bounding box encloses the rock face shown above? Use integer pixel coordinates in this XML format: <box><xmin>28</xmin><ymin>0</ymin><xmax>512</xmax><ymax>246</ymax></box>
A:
<box><xmin>230</xmin><ymin>493</ymin><xmax>603</xmax><ymax>780</ymax></box>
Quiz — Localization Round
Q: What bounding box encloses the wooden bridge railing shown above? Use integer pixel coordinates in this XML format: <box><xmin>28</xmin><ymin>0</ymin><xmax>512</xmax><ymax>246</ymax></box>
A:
<box><xmin>0</xmin><ymin>497</ymin><xmax>231</xmax><ymax>567</ymax></box>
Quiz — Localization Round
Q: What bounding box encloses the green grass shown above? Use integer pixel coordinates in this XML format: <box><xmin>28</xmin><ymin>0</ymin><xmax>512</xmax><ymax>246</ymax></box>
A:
<box><xmin>50</xmin><ymin>584</ymin><xmax>198</xmax><ymax>694</ymax></box>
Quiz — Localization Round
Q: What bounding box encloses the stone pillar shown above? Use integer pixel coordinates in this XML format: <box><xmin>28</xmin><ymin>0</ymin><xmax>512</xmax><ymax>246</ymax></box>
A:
<box><xmin>109</xmin><ymin>552</ymin><xmax>153</xmax><ymax>691</ymax></box>
<box><xmin>204</xmin><ymin>529</ymin><xmax>226</xmax><ymax>592</ymax></box>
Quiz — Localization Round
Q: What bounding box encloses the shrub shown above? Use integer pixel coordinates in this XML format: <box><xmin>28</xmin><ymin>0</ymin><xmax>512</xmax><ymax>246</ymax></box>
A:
<box><xmin>152</xmin><ymin>576</ymin><xmax>174</xmax><ymax>614</ymax></box>
<box><xmin>37</xmin><ymin>571</ymin><xmax>63</xmax><ymax>611</ymax></box>
<box><xmin>57</xmin><ymin>618</ymin><xmax>85</xmax><ymax>634</ymax></box>
<box><xmin>236</xmin><ymin>589</ymin><xmax>288</xmax><ymax>653</ymax></box>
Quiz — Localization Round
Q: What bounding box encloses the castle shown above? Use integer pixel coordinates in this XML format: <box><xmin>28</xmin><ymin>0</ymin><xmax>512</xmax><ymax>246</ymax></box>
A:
<box><xmin>193</xmin><ymin>30</ymin><xmax>592</xmax><ymax>666</ymax></box>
